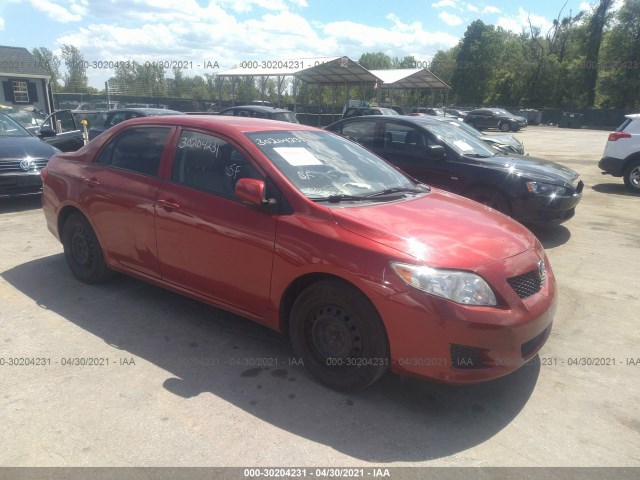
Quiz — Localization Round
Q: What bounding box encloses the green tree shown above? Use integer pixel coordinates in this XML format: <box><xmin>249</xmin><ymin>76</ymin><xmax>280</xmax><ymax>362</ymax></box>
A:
<box><xmin>61</xmin><ymin>44</ymin><xmax>88</xmax><ymax>92</ymax></box>
<box><xmin>358</xmin><ymin>52</ymin><xmax>393</xmax><ymax>69</ymax></box>
<box><xmin>597</xmin><ymin>0</ymin><xmax>640</xmax><ymax>107</ymax></box>
<box><xmin>32</xmin><ymin>47</ymin><xmax>61</xmax><ymax>91</ymax></box>
<box><xmin>451</xmin><ymin>20</ymin><xmax>502</xmax><ymax>105</ymax></box>
<box><xmin>582</xmin><ymin>0</ymin><xmax>615</xmax><ymax>106</ymax></box>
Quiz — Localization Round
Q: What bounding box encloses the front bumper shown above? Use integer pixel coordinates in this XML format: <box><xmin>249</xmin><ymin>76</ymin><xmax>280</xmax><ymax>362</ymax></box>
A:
<box><xmin>0</xmin><ymin>172</ymin><xmax>43</xmax><ymax>197</ymax></box>
<box><xmin>598</xmin><ymin>156</ymin><xmax>625</xmax><ymax>177</ymax></box>
<box><xmin>375</xmin><ymin>248</ymin><xmax>556</xmax><ymax>383</ymax></box>
<box><xmin>512</xmin><ymin>182</ymin><xmax>583</xmax><ymax>226</ymax></box>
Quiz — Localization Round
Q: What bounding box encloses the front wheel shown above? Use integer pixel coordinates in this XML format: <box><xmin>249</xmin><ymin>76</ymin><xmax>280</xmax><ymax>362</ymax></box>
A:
<box><xmin>499</xmin><ymin>122</ymin><xmax>511</xmax><ymax>132</ymax></box>
<box><xmin>62</xmin><ymin>213</ymin><xmax>113</xmax><ymax>284</ymax></box>
<box><xmin>623</xmin><ymin>159</ymin><xmax>640</xmax><ymax>193</ymax></box>
<box><xmin>289</xmin><ymin>280</ymin><xmax>389</xmax><ymax>391</ymax></box>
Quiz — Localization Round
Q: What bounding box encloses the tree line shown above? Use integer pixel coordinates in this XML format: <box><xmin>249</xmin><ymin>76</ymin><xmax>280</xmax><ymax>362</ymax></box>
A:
<box><xmin>31</xmin><ymin>0</ymin><xmax>638</xmax><ymax>109</ymax></box>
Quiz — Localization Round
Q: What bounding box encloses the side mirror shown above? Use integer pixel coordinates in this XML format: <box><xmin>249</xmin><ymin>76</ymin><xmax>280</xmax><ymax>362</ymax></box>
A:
<box><xmin>38</xmin><ymin>126</ymin><xmax>56</xmax><ymax>138</ymax></box>
<box><xmin>235</xmin><ymin>178</ymin><xmax>268</xmax><ymax>206</ymax></box>
<box><xmin>427</xmin><ymin>145</ymin><xmax>446</xmax><ymax>159</ymax></box>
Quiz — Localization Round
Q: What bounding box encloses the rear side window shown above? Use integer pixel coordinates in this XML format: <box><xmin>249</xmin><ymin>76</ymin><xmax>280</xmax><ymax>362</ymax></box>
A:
<box><xmin>171</xmin><ymin>130</ymin><xmax>262</xmax><ymax>200</ymax></box>
<box><xmin>95</xmin><ymin>127</ymin><xmax>170</xmax><ymax>176</ymax></box>
<box><xmin>616</xmin><ymin>118</ymin><xmax>633</xmax><ymax>132</ymax></box>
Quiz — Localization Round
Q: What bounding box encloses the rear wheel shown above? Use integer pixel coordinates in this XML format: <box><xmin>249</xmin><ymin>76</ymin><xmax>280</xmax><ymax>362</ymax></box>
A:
<box><xmin>623</xmin><ymin>159</ymin><xmax>640</xmax><ymax>193</ymax></box>
<box><xmin>62</xmin><ymin>213</ymin><xmax>113</xmax><ymax>284</ymax></box>
<box><xmin>467</xmin><ymin>186</ymin><xmax>511</xmax><ymax>215</ymax></box>
<box><xmin>289</xmin><ymin>280</ymin><xmax>389</xmax><ymax>391</ymax></box>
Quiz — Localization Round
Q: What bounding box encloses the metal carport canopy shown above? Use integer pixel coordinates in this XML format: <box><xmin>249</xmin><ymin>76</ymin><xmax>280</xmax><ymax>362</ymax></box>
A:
<box><xmin>369</xmin><ymin>68</ymin><xmax>450</xmax><ymax>89</ymax></box>
<box><xmin>216</xmin><ymin>56</ymin><xmax>382</xmax><ymax>85</ymax></box>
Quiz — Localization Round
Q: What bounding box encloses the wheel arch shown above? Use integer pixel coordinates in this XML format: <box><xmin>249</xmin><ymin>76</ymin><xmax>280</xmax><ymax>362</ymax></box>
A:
<box><xmin>623</xmin><ymin>151</ymin><xmax>640</xmax><ymax>170</ymax></box>
<box><xmin>278</xmin><ymin>272</ymin><xmax>383</xmax><ymax>338</ymax></box>
<box><xmin>57</xmin><ymin>205</ymin><xmax>86</xmax><ymax>239</ymax></box>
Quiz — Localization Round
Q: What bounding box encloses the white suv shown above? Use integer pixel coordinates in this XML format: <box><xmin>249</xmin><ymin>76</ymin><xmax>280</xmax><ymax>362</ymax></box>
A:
<box><xmin>599</xmin><ymin>114</ymin><xmax>640</xmax><ymax>193</ymax></box>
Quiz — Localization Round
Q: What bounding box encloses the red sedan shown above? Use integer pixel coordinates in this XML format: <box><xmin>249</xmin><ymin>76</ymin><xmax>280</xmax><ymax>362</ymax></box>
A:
<box><xmin>41</xmin><ymin>116</ymin><xmax>556</xmax><ymax>391</ymax></box>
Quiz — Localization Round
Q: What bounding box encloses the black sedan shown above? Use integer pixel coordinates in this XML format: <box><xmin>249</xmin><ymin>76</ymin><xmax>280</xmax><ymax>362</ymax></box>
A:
<box><xmin>0</xmin><ymin>112</ymin><xmax>59</xmax><ymax>197</ymax></box>
<box><xmin>88</xmin><ymin>108</ymin><xmax>183</xmax><ymax>140</ymax></box>
<box><xmin>218</xmin><ymin>105</ymin><xmax>299</xmax><ymax>123</ymax></box>
<box><xmin>325</xmin><ymin>116</ymin><xmax>583</xmax><ymax>226</ymax></box>
<box><xmin>464</xmin><ymin>108</ymin><xmax>527</xmax><ymax>132</ymax></box>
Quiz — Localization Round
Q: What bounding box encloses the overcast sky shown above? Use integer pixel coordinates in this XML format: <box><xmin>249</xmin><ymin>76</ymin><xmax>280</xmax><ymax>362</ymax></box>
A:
<box><xmin>0</xmin><ymin>0</ymin><xmax>621</xmax><ymax>87</ymax></box>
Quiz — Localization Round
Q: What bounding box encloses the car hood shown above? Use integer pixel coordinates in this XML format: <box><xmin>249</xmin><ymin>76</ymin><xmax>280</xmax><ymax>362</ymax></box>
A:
<box><xmin>471</xmin><ymin>154</ymin><xmax>579</xmax><ymax>185</ymax></box>
<box><xmin>0</xmin><ymin>136</ymin><xmax>58</xmax><ymax>159</ymax></box>
<box><xmin>481</xmin><ymin>134</ymin><xmax>522</xmax><ymax>149</ymax></box>
<box><xmin>330</xmin><ymin>189</ymin><xmax>535</xmax><ymax>270</ymax></box>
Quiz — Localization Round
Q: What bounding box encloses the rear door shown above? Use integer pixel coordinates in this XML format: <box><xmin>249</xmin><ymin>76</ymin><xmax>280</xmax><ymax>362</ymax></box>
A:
<box><xmin>80</xmin><ymin>126</ymin><xmax>174</xmax><ymax>278</ymax></box>
<box><xmin>154</xmin><ymin>128</ymin><xmax>278</xmax><ymax>316</ymax></box>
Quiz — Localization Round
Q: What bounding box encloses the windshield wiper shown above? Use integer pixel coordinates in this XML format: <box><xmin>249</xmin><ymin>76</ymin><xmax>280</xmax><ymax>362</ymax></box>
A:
<box><xmin>308</xmin><ymin>194</ymin><xmax>372</xmax><ymax>203</ymax></box>
<box><xmin>366</xmin><ymin>186</ymin><xmax>429</xmax><ymax>197</ymax></box>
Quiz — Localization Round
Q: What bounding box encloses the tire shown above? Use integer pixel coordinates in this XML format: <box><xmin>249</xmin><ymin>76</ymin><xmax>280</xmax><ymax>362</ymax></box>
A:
<box><xmin>623</xmin><ymin>159</ymin><xmax>640</xmax><ymax>193</ymax></box>
<box><xmin>499</xmin><ymin>122</ymin><xmax>511</xmax><ymax>132</ymax></box>
<box><xmin>62</xmin><ymin>213</ymin><xmax>113</xmax><ymax>284</ymax></box>
<box><xmin>289</xmin><ymin>280</ymin><xmax>389</xmax><ymax>391</ymax></box>
<box><xmin>467</xmin><ymin>186</ymin><xmax>511</xmax><ymax>215</ymax></box>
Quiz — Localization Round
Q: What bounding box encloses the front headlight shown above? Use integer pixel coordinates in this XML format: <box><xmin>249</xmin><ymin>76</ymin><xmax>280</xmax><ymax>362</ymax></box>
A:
<box><xmin>391</xmin><ymin>263</ymin><xmax>497</xmax><ymax>306</ymax></box>
<box><xmin>526</xmin><ymin>181</ymin><xmax>570</xmax><ymax>197</ymax></box>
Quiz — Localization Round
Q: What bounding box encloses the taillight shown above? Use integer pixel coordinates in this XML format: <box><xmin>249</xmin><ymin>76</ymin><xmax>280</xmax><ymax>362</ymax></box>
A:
<box><xmin>608</xmin><ymin>131</ymin><xmax>631</xmax><ymax>141</ymax></box>
<box><xmin>40</xmin><ymin>167</ymin><xmax>48</xmax><ymax>182</ymax></box>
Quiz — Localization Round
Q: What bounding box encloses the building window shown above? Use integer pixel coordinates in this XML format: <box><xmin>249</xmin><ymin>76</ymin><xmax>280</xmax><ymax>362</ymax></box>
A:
<box><xmin>12</xmin><ymin>81</ymin><xmax>29</xmax><ymax>103</ymax></box>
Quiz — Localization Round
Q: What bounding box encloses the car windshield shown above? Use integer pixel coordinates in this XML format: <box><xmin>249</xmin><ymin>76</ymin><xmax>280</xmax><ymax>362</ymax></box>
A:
<box><xmin>423</xmin><ymin>122</ymin><xmax>497</xmax><ymax>158</ymax></box>
<box><xmin>247</xmin><ymin>130</ymin><xmax>420</xmax><ymax>201</ymax></box>
<box><xmin>2</xmin><ymin>108</ymin><xmax>45</xmax><ymax>130</ymax></box>
<box><xmin>0</xmin><ymin>113</ymin><xmax>32</xmax><ymax>137</ymax></box>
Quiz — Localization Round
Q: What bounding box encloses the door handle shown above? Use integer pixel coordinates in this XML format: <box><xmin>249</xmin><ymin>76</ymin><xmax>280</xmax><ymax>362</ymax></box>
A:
<box><xmin>83</xmin><ymin>177</ymin><xmax>100</xmax><ymax>187</ymax></box>
<box><xmin>158</xmin><ymin>199</ymin><xmax>180</xmax><ymax>211</ymax></box>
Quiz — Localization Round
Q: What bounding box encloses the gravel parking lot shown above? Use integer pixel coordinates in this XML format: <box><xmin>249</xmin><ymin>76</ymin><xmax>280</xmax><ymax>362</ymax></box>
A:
<box><xmin>0</xmin><ymin>125</ymin><xmax>638</xmax><ymax>468</ymax></box>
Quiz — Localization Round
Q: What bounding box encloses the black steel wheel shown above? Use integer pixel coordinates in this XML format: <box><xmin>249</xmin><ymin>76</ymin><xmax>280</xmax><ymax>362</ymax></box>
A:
<box><xmin>289</xmin><ymin>280</ymin><xmax>389</xmax><ymax>391</ymax></box>
<box><xmin>62</xmin><ymin>213</ymin><xmax>112</xmax><ymax>284</ymax></box>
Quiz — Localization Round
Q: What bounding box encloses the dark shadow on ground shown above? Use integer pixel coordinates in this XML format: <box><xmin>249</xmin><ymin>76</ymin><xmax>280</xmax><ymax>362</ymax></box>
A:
<box><xmin>2</xmin><ymin>255</ymin><xmax>541</xmax><ymax>462</ymax></box>
<box><xmin>529</xmin><ymin>225</ymin><xmax>571</xmax><ymax>249</ymax></box>
<box><xmin>0</xmin><ymin>195</ymin><xmax>42</xmax><ymax>214</ymax></box>
<box><xmin>592</xmin><ymin>183</ymin><xmax>639</xmax><ymax>197</ymax></box>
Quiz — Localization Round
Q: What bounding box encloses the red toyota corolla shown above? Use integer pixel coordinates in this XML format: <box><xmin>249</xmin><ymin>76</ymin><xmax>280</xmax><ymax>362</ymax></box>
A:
<box><xmin>41</xmin><ymin>116</ymin><xmax>556</xmax><ymax>391</ymax></box>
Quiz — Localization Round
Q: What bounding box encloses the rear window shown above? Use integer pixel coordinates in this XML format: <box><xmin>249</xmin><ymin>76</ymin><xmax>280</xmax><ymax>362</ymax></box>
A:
<box><xmin>616</xmin><ymin>118</ymin><xmax>633</xmax><ymax>132</ymax></box>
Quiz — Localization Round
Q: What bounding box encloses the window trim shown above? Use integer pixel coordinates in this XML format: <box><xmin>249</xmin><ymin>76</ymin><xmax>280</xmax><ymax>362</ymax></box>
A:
<box><xmin>12</xmin><ymin>81</ymin><xmax>29</xmax><ymax>103</ymax></box>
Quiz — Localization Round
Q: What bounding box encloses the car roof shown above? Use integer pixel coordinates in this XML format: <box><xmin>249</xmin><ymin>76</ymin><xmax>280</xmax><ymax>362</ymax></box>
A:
<box><xmin>105</xmin><ymin>108</ymin><xmax>182</xmax><ymax>115</ymax></box>
<box><xmin>221</xmin><ymin>105</ymin><xmax>293</xmax><ymax>113</ymax></box>
<box><xmin>625</xmin><ymin>114</ymin><xmax>640</xmax><ymax>120</ymax></box>
<box><xmin>119</xmin><ymin>115</ymin><xmax>318</xmax><ymax>134</ymax></box>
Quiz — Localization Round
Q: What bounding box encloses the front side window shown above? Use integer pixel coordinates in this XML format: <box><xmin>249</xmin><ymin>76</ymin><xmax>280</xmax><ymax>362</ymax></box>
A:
<box><xmin>12</xmin><ymin>81</ymin><xmax>29</xmax><ymax>103</ymax></box>
<box><xmin>341</xmin><ymin>121</ymin><xmax>376</xmax><ymax>149</ymax></box>
<box><xmin>108</xmin><ymin>112</ymin><xmax>127</xmax><ymax>126</ymax></box>
<box><xmin>95</xmin><ymin>127</ymin><xmax>170</xmax><ymax>176</ymax></box>
<box><xmin>171</xmin><ymin>130</ymin><xmax>262</xmax><ymax>199</ymax></box>
<box><xmin>383</xmin><ymin>122</ymin><xmax>429</xmax><ymax>154</ymax></box>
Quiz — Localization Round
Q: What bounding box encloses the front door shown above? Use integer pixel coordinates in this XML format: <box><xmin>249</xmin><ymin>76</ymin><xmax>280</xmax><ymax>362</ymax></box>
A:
<box><xmin>154</xmin><ymin>129</ymin><xmax>277</xmax><ymax>316</ymax></box>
